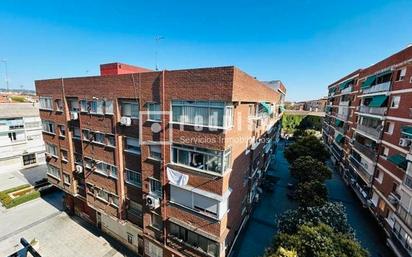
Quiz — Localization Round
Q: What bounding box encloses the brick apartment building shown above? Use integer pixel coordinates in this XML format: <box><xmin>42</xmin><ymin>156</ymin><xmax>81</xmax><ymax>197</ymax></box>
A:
<box><xmin>324</xmin><ymin>45</ymin><xmax>412</xmax><ymax>257</ymax></box>
<box><xmin>35</xmin><ymin>63</ymin><xmax>286</xmax><ymax>257</ymax></box>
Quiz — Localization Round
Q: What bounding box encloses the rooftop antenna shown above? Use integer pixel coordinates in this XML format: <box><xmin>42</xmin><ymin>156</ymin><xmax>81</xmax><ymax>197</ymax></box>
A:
<box><xmin>155</xmin><ymin>36</ymin><xmax>164</xmax><ymax>71</ymax></box>
<box><xmin>1</xmin><ymin>59</ymin><xmax>9</xmax><ymax>91</ymax></box>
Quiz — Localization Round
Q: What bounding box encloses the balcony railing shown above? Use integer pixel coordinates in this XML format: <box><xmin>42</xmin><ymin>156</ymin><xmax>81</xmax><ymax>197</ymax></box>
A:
<box><xmin>389</xmin><ymin>230</ymin><xmax>412</xmax><ymax>257</ymax></box>
<box><xmin>352</xmin><ymin>141</ymin><xmax>377</xmax><ymax>160</ymax></box>
<box><xmin>356</xmin><ymin>124</ymin><xmax>382</xmax><ymax>140</ymax></box>
<box><xmin>340</xmin><ymin>86</ymin><xmax>353</xmax><ymax>95</ymax></box>
<box><xmin>335</xmin><ymin>125</ymin><xmax>347</xmax><ymax>134</ymax></box>
<box><xmin>359</xmin><ymin>105</ymin><xmax>386</xmax><ymax>116</ymax></box>
<box><xmin>405</xmin><ymin>175</ymin><xmax>412</xmax><ymax>190</ymax></box>
<box><xmin>362</xmin><ymin>81</ymin><xmax>391</xmax><ymax>95</ymax></box>
<box><xmin>331</xmin><ymin>143</ymin><xmax>344</xmax><ymax>160</ymax></box>
<box><xmin>336</xmin><ymin>112</ymin><xmax>349</xmax><ymax>121</ymax></box>
<box><xmin>397</xmin><ymin>205</ymin><xmax>412</xmax><ymax>231</ymax></box>
<box><xmin>349</xmin><ymin>156</ymin><xmax>373</xmax><ymax>183</ymax></box>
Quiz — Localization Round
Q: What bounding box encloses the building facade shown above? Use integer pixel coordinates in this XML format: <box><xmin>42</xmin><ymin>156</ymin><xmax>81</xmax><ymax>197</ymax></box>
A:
<box><xmin>324</xmin><ymin>45</ymin><xmax>412</xmax><ymax>257</ymax></box>
<box><xmin>35</xmin><ymin>63</ymin><xmax>286</xmax><ymax>257</ymax></box>
<box><xmin>0</xmin><ymin>103</ymin><xmax>45</xmax><ymax>172</ymax></box>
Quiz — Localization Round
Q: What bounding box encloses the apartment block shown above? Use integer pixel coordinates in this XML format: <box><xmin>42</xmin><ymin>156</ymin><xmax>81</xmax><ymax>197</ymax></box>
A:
<box><xmin>324</xmin><ymin>45</ymin><xmax>412</xmax><ymax>257</ymax></box>
<box><xmin>35</xmin><ymin>63</ymin><xmax>286</xmax><ymax>257</ymax></box>
<box><xmin>0</xmin><ymin>103</ymin><xmax>45</xmax><ymax>172</ymax></box>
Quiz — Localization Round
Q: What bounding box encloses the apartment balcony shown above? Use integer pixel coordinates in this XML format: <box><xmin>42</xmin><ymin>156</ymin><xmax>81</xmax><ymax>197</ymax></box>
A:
<box><xmin>356</xmin><ymin>124</ymin><xmax>382</xmax><ymax>140</ymax></box>
<box><xmin>397</xmin><ymin>205</ymin><xmax>412</xmax><ymax>231</ymax></box>
<box><xmin>362</xmin><ymin>81</ymin><xmax>391</xmax><ymax>95</ymax></box>
<box><xmin>404</xmin><ymin>174</ymin><xmax>412</xmax><ymax>190</ymax></box>
<box><xmin>331</xmin><ymin>143</ymin><xmax>344</xmax><ymax>160</ymax></box>
<box><xmin>352</xmin><ymin>141</ymin><xmax>377</xmax><ymax>160</ymax></box>
<box><xmin>340</xmin><ymin>86</ymin><xmax>353</xmax><ymax>95</ymax></box>
<box><xmin>358</xmin><ymin>105</ymin><xmax>386</xmax><ymax>116</ymax></box>
<box><xmin>389</xmin><ymin>230</ymin><xmax>412</xmax><ymax>257</ymax></box>
<box><xmin>349</xmin><ymin>156</ymin><xmax>373</xmax><ymax>183</ymax></box>
<box><xmin>334</xmin><ymin>125</ymin><xmax>347</xmax><ymax>135</ymax></box>
<box><xmin>336</xmin><ymin>112</ymin><xmax>349</xmax><ymax>121</ymax></box>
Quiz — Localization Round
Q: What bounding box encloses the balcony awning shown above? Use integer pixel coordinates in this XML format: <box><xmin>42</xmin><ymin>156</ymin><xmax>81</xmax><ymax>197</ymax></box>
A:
<box><xmin>329</xmin><ymin>87</ymin><xmax>337</xmax><ymax>93</ymax></box>
<box><xmin>368</xmin><ymin>95</ymin><xmax>388</xmax><ymax>107</ymax></box>
<box><xmin>335</xmin><ymin>119</ymin><xmax>344</xmax><ymax>127</ymax></box>
<box><xmin>339</xmin><ymin>79</ymin><xmax>353</xmax><ymax>90</ymax></box>
<box><xmin>335</xmin><ymin>134</ymin><xmax>344</xmax><ymax>143</ymax></box>
<box><xmin>260</xmin><ymin>102</ymin><xmax>273</xmax><ymax>114</ymax></box>
<box><xmin>402</xmin><ymin>126</ymin><xmax>412</xmax><ymax>137</ymax></box>
<box><xmin>387</xmin><ymin>154</ymin><xmax>407</xmax><ymax>170</ymax></box>
<box><xmin>361</xmin><ymin>75</ymin><xmax>376</xmax><ymax>89</ymax></box>
<box><xmin>376</xmin><ymin>69</ymin><xmax>392</xmax><ymax>78</ymax></box>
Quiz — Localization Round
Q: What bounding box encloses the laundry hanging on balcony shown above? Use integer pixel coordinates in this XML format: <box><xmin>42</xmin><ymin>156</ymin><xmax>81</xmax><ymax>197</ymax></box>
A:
<box><xmin>368</xmin><ymin>95</ymin><xmax>388</xmax><ymax>107</ymax></box>
<box><xmin>387</xmin><ymin>154</ymin><xmax>407</xmax><ymax>170</ymax></box>
<box><xmin>167</xmin><ymin>167</ymin><xmax>189</xmax><ymax>186</ymax></box>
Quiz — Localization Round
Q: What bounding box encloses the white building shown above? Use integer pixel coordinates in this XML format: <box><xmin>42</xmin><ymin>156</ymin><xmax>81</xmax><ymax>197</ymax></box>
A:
<box><xmin>0</xmin><ymin>103</ymin><xmax>45</xmax><ymax>173</ymax></box>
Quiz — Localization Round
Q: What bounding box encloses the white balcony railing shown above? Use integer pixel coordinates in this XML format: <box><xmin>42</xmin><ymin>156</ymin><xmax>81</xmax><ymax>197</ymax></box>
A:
<box><xmin>359</xmin><ymin>105</ymin><xmax>386</xmax><ymax>116</ymax></box>
<box><xmin>362</xmin><ymin>81</ymin><xmax>391</xmax><ymax>95</ymax></box>
<box><xmin>340</xmin><ymin>86</ymin><xmax>353</xmax><ymax>95</ymax></box>
<box><xmin>356</xmin><ymin>124</ymin><xmax>382</xmax><ymax>140</ymax></box>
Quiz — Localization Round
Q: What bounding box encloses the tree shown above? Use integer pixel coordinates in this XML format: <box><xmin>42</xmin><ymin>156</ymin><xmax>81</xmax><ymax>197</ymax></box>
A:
<box><xmin>284</xmin><ymin>135</ymin><xmax>330</xmax><ymax>164</ymax></box>
<box><xmin>292</xmin><ymin>128</ymin><xmax>316</xmax><ymax>140</ymax></box>
<box><xmin>271</xmin><ymin>224</ymin><xmax>368</xmax><ymax>257</ymax></box>
<box><xmin>277</xmin><ymin>202</ymin><xmax>353</xmax><ymax>235</ymax></box>
<box><xmin>297</xmin><ymin>116</ymin><xmax>323</xmax><ymax>131</ymax></box>
<box><xmin>295</xmin><ymin>181</ymin><xmax>328</xmax><ymax>207</ymax></box>
<box><xmin>265</xmin><ymin>247</ymin><xmax>297</xmax><ymax>257</ymax></box>
<box><xmin>290</xmin><ymin>156</ymin><xmax>332</xmax><ymax>183</ymax></box>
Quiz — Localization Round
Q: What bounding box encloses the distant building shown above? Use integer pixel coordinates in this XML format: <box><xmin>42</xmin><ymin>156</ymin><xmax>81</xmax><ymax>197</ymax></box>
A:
<box><xmin>0</xmin><ymin>103</ymin><xmax>45</xmax><ymax>172</ymax></box>
<box><xmin>285</xmin><ymin>97</ymin><xmax>327</xmax><ymax>112</ymax></box>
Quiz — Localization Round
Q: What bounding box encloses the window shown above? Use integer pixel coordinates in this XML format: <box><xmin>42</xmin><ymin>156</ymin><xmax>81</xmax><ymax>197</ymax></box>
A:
<box><xmin>125</xmin><ymin>137</ymin><xmax>140</xmax><ymax>154</ymax></box>
<box><xmin>80</xmin><ymin>100</ymin><xmax>88</xmax><ymax>112</ymax></box>
<box><xmin>172</xmin><ymin>144</ymin><xmax>232</xmax><ymax>174</ymax></box>
<box><xmin>147</xmin><ymin>103</ymin><xmax>161</xmax><ymax>121</ymax></box>
<box><xmin>96</xmin><ymin>188</ymin><xmax>109</xmax><ymax>202</ymax></box>
<box><xmin>68</xmin><ymin>99</ymin><xmax>80</xmax><ymax>112</ymax></box>
<box><xmin>171</xmin><ymin>100</ymin><xmax>233</xmax><ymax>128</ymax></box>
<box><xmin>55</xmin><ymin>99</ymin><xmax>64</xmax><ymax>112</ymax></box>
<box><xmin>74</xmin><ymin>153</ymin><xmax>82</xmax><ymax>164</ymax></box>
<box><xmin>128</xmin><ymin>200</ymin><xmax>143</xmax><ymax>218</ymax></box>
<box><xmin>382</xmin><ymin>147</ymin><xmax>389</xmax><ymax>158</ymax></box>
<box><xmin>72</xmin><ymin>127</ymin><xmax>81</xmax><ymax>139</ymax></box>
<box><xmin>384</xmin><ymin>122</ymin><xmax>395</xmax><ymax>134</ymax></box>
<box><xmin>23</xmin><ymin>154</ymin><xmax>36</xmax><ymax>166</ymax></box>
<box><xmin>24</xmin><ymin>121</ymin><xmax>40</xmax><ymax>129</ymax></box>
<box><xmin>63</xmin><ymin>173</ymin><xmax>70</xmax><ymax>184</ymax></box>
<box><xmin>105</xmin><ymin>100</ymin><xmax>114</xmax><ymax>114</ymax></box>
<box><xmin>39</xmin><ymin>97</ymin><xmax>53</xmax><ymax>110</ymax></box>
<box><xmin>391</xmin><ymin>96</ymin><xmax>401</xmax><ymax>108</ymax></box>
<box><xmin>125</xmin><ymin>169</ymin><xmax>142</xmax><ymax>187</ymax></box>
<box><xmin>106</xmin><ymin>134</ymin><xmax>115</xmax><ymax>147</ymax></box>
<box><xmin>47</xmin><ymin>164</ymin><xmax>60</xmax><ymax>178</ymax></box>
<box><xmin>42</xmin><ymin>120</ymin><xmax>55</xmax><ymax>134</ymax></box>
<box><xmin>95</xmin><ymin>161</ymin><xmax>118</xmax><ymax>178</ymax></box>
<box><xmin>169</xmin><ymin>223</ymin><xmax>219</xmax><ymax>257</ymax></box>
<box><xmin>46</xmin><ymin>143</ymin><xmax>58</xmax><ymax>156</ymax></box>
<box><xmin>82</xmin><ymin>129</ymin><xmax>91</xmax><ymax>141</ymax></box>
<box><xmin>58</xmin><ymin>125</ymin><xmax>65</xmax><ymax>137</ymax></box>
<box><xmin>8</xmin><ymin>132</ymin><xmax>16</xmax><ymax>142</ymax></box>
<box><xmin>149</xmin><ymin>145</ymin><xmax>161</xmax><ymax>160</ymax></box>
<box><xmin>145</xmin><ymin>241</ymin><xmax>163</xmax><ymax>257</ymax></box>
<box><xmin>121</xmin><ymin>101</ymin><xmax>139</xmax><ymax>118</ymax></box>
<box><xmin>96</xmin><ymin>100</ymin><xmax>104</xmax><ymax>114</ymax></box>
<box><xmin>395</xmin><ymin>68</ymin><xmax>407</xmax><ymax>81</ymax></box>
<box><xmin>127</xmin><ymin>233</ymin><xmax>134</xmax><ymax>244</ymax></box>
<box><xmin>110</xmin><ymin>195</ymin><xmax>119</xmax><ymax>207</ymax></box>
<box><xmin>151</xmin><ymin>213</ymin><xmax>163</xmax><ymax>230</ymax></box>
<box><xmin>149</xmin><ymin>178</ymin><xmax>162</xmax><ymax>197</ymax></box>
<box><xmin>93</xmin><ymin>132</ymin><xmax>105</xmax><ymax>144</ymax></box>
<box><xmin>61</xmin><ymin>149</ymin><xmax>68</xmax><ymax>162</ymax></box>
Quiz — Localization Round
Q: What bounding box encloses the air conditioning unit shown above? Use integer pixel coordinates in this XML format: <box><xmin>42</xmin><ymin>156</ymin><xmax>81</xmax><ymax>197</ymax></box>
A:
<box><xmin>146</xmin><ymin>195</ymin><xmax>160</xmax><ymax>209</ymax></box>
<box><xmin>75</xmin><ymin>165</ymin><xmax>83</xmax><ymax>174</ymax></box>
<box><xmin>120</xmin><ymin>116</ymin><xmax>132</xmax><ymax>126</ymax></box>
<box><xmin>70</xmin><ymin>111</ymin><xmax>79</xmax><ymax>120</ymax></box>
<box><xmin>399</xmin><ymin>138</ymin><xmax>412</xmax><ymax>147</ymax></box>
<box><xmin>388</xmin><ymin>194</ymin><xmax>400</xmax><ymax>205</ymax></box>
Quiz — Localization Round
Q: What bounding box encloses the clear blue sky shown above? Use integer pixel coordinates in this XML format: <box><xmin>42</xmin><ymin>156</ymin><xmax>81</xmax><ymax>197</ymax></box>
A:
<box><xmin>1</xmin><ymin>0</ymin><xmax>412</xmax><ymax>101</ymax></box>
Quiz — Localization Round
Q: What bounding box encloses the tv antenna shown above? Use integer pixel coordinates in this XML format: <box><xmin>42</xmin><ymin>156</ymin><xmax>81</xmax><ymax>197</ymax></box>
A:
<box><xmin>155</xmin><ymin>36</ymin><xmax>164</xmax><ymax>71</ymax></box>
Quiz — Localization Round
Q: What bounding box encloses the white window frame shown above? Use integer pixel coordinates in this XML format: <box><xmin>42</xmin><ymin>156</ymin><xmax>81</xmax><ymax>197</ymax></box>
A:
<box><xmin>147</xmin><ymin>103</ymin><xmax>161</xmax><ymax>121</ymax></box>
<box><xmin>125</xmin><ymin>168</ymin><xmax>142</xmax><ymax>188</ymax></box>
<box><xmin>46</xmin><ymin>143</ymin><xmax>58</xmax><ymax>157</ymax></box>
<box><xmin>396</xmin><ymin>68</ymin><xmax>407</xmax><ymax>81</ymax></box>
<box><xmin>391</xmin><ymin>95</ymin><xmax>401</xmax><ymax>109</ymax></box>
<box><xmin>47</xmin><ymin>164</ymin><xmax>61</xmax><ymax>179</ymax></box>
<box><xmin>149</xmin><ymin>177</ymin><xmax>162</xmax><ymax>197</ymax></box>
<box><xmin>385</xmin><ymin>121</ymin><xmax>395</xmax><ymax>135</ymax></box>
<box><xmin>149</xmin><ymin>145</ymin><xmax>161</xmax><ymax>160</ymax></box>
<box><xmin>39</xmin><ymin>97</ymin><xmax>53</xmax><ymax>110</ymax></box>
<box><xmin>105</xmin><ymin>100</ymin><xmax>114</xmax><ymax>115</ymax></box>
<box><xmin>42</xmin><ymin>120</ymin><xmax>55</xmax><ymax>134</ymax></box>
<box><xmin>121</xmin><ymin>101</ymin><xmax>139</xmax><ymax>119</ymax></box>
<box><xmin>63</xmin><ymin>173</ymin><xmax>71</xmax><ymax>185</ymax></box>
<box><xmin>106</xmin><ymin>134</ymin><xmax>115</xmax><ymax>147</ymax></box>
<box><xmin>72</xmin><ymin>127</ymin><xmax>81</xmax><ymax>139</ymax></box>
<box><xmin>124</xmin><ymin>137</ymin><xmax>141</xmax><ymax>154</ymax></box>
<box><xmin>61</xmin><ymin>149</ymin><xmax>68</xmax><ymax>162</ymax></box>
<box><xmin>55</xmin><ymin>99</ymin><xmax>64</xmax><ymax>112</ymax></box>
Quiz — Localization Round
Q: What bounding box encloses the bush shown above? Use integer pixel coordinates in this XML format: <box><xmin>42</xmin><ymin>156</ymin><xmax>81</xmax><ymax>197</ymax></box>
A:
<box><xmin>290</xmin><ymin>156</ymin><xmax>332</xmax><ymax>183</ymax></box>
<box><xmin>6</xmin><ymin>191</ymin><xmax>41</xmax><ymax>208</ymax></box>
<box><xmin>0</xmin><ymin>184</ymin><xmax>39</xmax><ymax>209</ymax></box>
<box><xmin>295</xmin><ymin>181</ymin><xmax>328</xmax><ymax>207</ymax></box>
<box><xmin>284</xmin><ymin>135</ymin><xmax>330</xmax><ymax>164</ymax></box>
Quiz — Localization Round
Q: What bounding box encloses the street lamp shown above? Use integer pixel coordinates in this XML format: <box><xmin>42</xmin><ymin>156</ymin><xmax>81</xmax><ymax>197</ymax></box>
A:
<box><xmin>1</xmin><ymin>59</ymin><xmax>9</xmax><ymax>91</ymax></box>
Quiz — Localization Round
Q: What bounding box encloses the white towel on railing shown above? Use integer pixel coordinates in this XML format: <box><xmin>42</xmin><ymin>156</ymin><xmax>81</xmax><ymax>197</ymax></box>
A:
<box><xmin>167</xmin><ymin>167</ymin><xmax>189</xmax><ymax>186</ymax></box>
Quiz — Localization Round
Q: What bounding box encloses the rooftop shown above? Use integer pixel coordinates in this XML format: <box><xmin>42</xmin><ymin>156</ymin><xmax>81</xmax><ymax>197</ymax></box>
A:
<box><xmin>0</xmin><ymin>103</ymin><xmax>39</xmax><ymax>118</ymax></box>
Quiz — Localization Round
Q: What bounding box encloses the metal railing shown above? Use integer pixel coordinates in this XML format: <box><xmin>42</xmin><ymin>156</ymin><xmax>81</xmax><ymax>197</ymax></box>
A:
<box><xmin>340</xmin><ymin>86</ymin><xmax>353</xmax><ymax>95</ymax></box>
<box><xmin>349</xmin><ymin>156</ymin><xmax>373</xmax><ymax>183</ymax></box>
<box><xmin>336</xmin><ymin>112</ymin><xmax>349</xmax><ymax>121</ymax></box>
<box><xmin>356</xmin><ymin>124</ymin><xmax>382</xmax><ymax>140</ymax></box>
<box><xmin>362</xmin><ymin>81</ymin><xmax>391</xmax><ymax>94</ymax></box>
<box><xmin>359</xmin><ymin>105</ymin><xmax>386</xmax><ymax>116</ymax></box>
<box><xmin>352</xmin><ymin>141</ymin><xmax>377</xmax><ymax>160</ymax></box>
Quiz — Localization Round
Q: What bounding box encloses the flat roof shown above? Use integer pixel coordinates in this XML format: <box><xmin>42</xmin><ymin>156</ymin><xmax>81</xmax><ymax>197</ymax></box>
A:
<box><xmin>0</xmin><ymin>103</ymin><xmax>39</xmax><ymax>118</ymax></box>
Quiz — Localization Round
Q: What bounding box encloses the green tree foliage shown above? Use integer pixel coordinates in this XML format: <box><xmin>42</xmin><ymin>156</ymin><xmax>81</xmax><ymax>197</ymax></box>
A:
<box><xmin>277</xmin><ymin>202</ymin><xmax>353</xmax><ymax>235</ymax></box>
<box><xmin>284</xmin><ymin>136</ymin><xmax>330</xmax><ymax>164</ymax></box>
<box><xmin>282</xmin><ymin>114</ymin><xmax>304</xmax><ymax>134</ymax></box>
<box><xmin>265</xmin><ymin>247</ymin><xmax>298</xmax><ymax>257</ymax></box>
<box><xmin>292</xmin><ymin>129</ymin><xmax>317</xmax><ymax>140</ymax></box>
<box><xmin>295</xmin><ymin>181</ymin><xmax>328</xmax><ymax>207</ymax></box>
<box><xmin>290</xmin><ymin>156</ymin><xmax>331</xmax><ymax>183</ymax></box>
<box><xmin>271</xmin><ymin>224</ymin><xmax>368</xmax><ymax>257</ymax></box>
<box><xmin>297</xmin><ymin>116</ymin><xmax>323</xmax><ymax>131</ymax></box>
